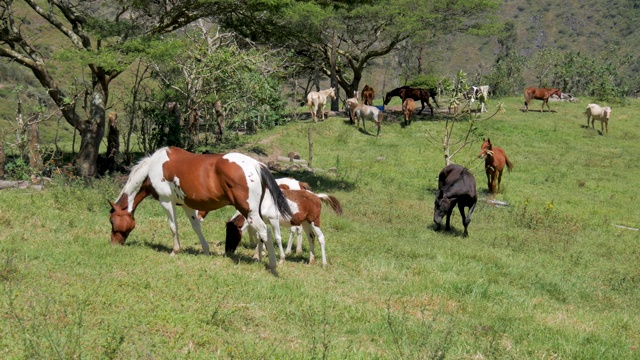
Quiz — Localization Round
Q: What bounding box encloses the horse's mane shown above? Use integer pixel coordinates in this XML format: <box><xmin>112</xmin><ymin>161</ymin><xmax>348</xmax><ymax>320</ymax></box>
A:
<box><xmin>117</xmin><ymin>147</ymin><xmax>167</xmax><ymax>202</ymax></box>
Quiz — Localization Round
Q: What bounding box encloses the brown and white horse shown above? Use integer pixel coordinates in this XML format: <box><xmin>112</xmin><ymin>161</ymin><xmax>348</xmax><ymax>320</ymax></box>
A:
<box><xmin>307</xmin><ymin>87</ymin><xmax>336</xmax><ymax>122</ymax></box>
<box><xmin>523</xmin><ymin>87</ymin><xmax>562</xmax><ymax>112</ymax></box>
<box><xmin>108</xmin><ymin>146</ymin><xmax>292</xmax><ymax>275</ymax></box>
<box><xmin>223</xmin><ymin>177</ymin><xmax>311</xmax><ymax>258</ymax></box>
<box><xmin>226</xmin><ymin>187</ymin><xmax>343</xmax><ymax>267</ymax></box>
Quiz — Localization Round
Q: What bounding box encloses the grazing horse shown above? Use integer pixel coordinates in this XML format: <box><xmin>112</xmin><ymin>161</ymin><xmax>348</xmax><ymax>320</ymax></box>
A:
<box><xmin>108</xmin><ymin>146</ymin><xmax>292</xmax><ymax>275</ymax></box>
<box><xmin>524</xmin><ymin>87</ymin><xmax>562</xmax><ymax>112</ymax></box>
<box><xmin>478</xmin><ymin>139</ymin><xmax>513</xmax><ymax>194</ymax></box>
<box><xmin>402</xmin><ymin>98</ymin><xmax>416</xmax><ymax>125</ymax></box>
<box><xmin>585</xmin><ymin>103</ymin><xmax>612</xmax><ymax>134</ymax></box>
<box><xmin>307</xmin><ymin>87</ymin><xmax>336</xmax><ymax>122</ymax></box>
<box><xmin>226</xmin><ymin>188</ymin><xmax>343</xmax><ymax>267</ymax></box>
<box><xmin>384</xmin><ymin>86</ymin><xmax>439</xmax><ymax>116</ymax></box>
<box><xmin>346</xmin><ymin>96</ymin><xmax>383</xmax><ymax>136</ymax></box>
<box><xmin>434</xmin><ymin>164</ymin><xmax>477</xmax><ymax>237</ymax></box>
<box><xmin>361</xmin><ymin>84</ymin><xmax>375</xmax><ymax>106</ymax></box>
<box><xmin>223</xmin><ymin>177</ymin><xmax>311</xmax><ymax>259</ymax></box>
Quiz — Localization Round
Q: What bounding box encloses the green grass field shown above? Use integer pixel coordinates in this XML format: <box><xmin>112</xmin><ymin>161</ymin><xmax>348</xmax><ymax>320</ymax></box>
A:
<box><xmin>1</xmin><ymin>96</ymin><xmax>639</xmax><ymax>359</ymax></box>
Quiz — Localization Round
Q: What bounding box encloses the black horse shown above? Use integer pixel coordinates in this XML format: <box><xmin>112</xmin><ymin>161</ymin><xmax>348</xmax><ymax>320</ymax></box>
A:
<box><xmin>433</xmin><ymin>164</ymin><xmax>477</xmax><ymax>237</ymax></box>
<box><xmin>384</xmin><ymin>86</ymin><xmax>439</xmax><ymax>116</ymax></box>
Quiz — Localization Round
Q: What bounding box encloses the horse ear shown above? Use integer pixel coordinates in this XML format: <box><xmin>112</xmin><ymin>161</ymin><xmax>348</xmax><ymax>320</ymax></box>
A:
<box><xmin>108</xmin><ymin>200</ymin><xmax>118</xmax><ymax>211</ymax></box>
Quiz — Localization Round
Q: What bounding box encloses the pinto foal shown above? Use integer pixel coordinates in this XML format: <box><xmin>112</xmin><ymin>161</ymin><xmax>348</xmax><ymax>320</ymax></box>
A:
<box><xmin>226</xmin><ymin>186</ymin><xmax>343</xmax><ymax>267</ymax></box>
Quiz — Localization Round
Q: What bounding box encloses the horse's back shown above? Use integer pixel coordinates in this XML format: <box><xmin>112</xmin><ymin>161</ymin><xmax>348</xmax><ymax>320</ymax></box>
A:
<box><xmin>439</xmin><ymin>164</ymin><xmax>477</xmax><ymax>201</ymax></box>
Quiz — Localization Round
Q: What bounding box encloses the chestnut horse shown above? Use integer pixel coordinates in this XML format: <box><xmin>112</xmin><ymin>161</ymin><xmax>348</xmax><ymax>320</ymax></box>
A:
<box><xmin>384</xmin><ymin>86</ymin><xmax>439</xmax><ymax>116</ymax></box>
<box><xmin>402</xmin><ymin>98</ymin><xmax>416</xmax><ymax>125</ymax></box>
<box><xmin>226</xmin><ymin>188</ymin><xmax>343</xmax><ymax>267</ymax></box>
<box><xmin>361</xmin><ymin>84</ymin><xmax>375</xmax><ymax>106</ymax></box>
<box><xmin>524</xmin><ymin>87</ymin><xmax>562</xmax><ymax>112</ymax></box>
<box><xmin>108</xmin><ymin>146</ymin><xmax>292</xmax><ymax>275</ymax></box>
<box><xmin>307</xmin><ymin>87</ymin><xmax>336</xmax><ymax>122</ymax></box>
<box><xmin>478</xmin><ymin>139</ymin><xmax>513</xmax><ymax>194</ymax></box>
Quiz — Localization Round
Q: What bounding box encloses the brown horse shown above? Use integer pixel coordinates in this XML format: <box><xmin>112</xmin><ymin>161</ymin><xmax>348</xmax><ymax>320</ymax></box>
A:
<box><xmin>108</xmin><ymin>146</ymin><xmax>292</xmax><ymax>275</ymax></box>
<box><xmin>384</xmin><ymin>86</ymin><xmax>439</xmax><ymax>116</ymax></box>
<box><xmin>402</xmin><ymin>98</ymin><xmax>415</xmax><ymax>125</ymax></box>
<box><xmin>478</xmin><ymin>139</ymin><xmax>513</xmax><ymax>194</ymax></box>
<box><xmin>524</xmin><ymin>87</ymin><xmax>562</xmax><ymax>112</ymax></box>
<box><xmin>361</xmin><ymin>85</ymin><xmax>375</xmax><ymax>106</ymax></box>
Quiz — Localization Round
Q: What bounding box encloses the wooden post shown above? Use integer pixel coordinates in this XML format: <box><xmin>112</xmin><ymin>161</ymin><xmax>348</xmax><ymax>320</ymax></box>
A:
<box><xmin>308</xmin><ymin>126</ymin><xmax>313</xmax><ymax>168</ymax></box>
<box><xmin>27</xmin><ymin>114</ymin><xmax>42</xmax><ymax>171</ymax></box>
<box><xmin>0</xmin><ymin>140</ymin><xmax>5</xmax><ymax>180</ymax></box>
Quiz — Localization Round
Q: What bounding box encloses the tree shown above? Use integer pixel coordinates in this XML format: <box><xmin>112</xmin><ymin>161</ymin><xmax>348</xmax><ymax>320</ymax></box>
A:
<box><xmin>222</xmin><ymin>0</ymin><xmax>499</xmax><ymax>105</ymax></box>
<box><xmin>0</xmin><ymin>0</ymin><xmax>248</xmax><ymax>177</ymax></box>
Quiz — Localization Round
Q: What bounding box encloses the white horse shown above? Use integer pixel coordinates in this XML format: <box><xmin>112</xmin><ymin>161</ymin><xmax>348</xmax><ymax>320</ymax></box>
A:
<box><xmin>307</xmin><ymin>87</ymin><xmax>336</xmax><ymax>122</ymax></box>
<box><xmin>346</xmin><ymin>95</ymin><xmax>382</xmax><ymax>136</ymax></box>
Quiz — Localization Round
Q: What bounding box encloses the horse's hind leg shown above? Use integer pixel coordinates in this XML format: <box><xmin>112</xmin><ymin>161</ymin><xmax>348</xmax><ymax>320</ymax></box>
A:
<box><xmin>496</xmin><ymin>169</ymin><xmax>503</xmax><ymax>194</ymax></box>
<box><xmin>183</xmin><ymin>206</ymin><xmax>210</xmax><ymax>255</ymax></box>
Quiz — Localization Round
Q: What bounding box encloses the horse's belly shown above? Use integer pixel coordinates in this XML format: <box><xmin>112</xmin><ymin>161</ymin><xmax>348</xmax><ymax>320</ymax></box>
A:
<box><xmin>184</xmin><ymin>198</ymin><xmax>230</xmax><ymax>211</ymax></box>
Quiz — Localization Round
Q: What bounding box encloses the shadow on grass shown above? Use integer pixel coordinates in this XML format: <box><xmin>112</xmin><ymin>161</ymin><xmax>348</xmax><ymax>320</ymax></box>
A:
<box><xmin>428</xmin><ymin>222</ymin><xmax>468</xmax><ymax>238</ymax></box>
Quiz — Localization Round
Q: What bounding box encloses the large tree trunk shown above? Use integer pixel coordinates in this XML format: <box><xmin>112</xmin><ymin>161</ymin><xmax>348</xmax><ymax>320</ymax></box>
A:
<box><xmin>77</xmin><ymin>87</ymin><xmax>106</xmax><ymax>177</ymax></box>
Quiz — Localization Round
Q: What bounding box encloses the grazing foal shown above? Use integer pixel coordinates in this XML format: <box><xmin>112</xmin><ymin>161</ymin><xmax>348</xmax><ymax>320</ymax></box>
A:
<box><xmin>434</xmin><ymin>164</ymin><xmax>477</xmax><ymax>237</ymax></box>
<box><xmin>226</xmin><ymin>188</ymin><xmax>343</xmax><ymax>267</ymax></box>
<box><xmin>478</xmin><ymin>138</ymin><xmax>513</xmax><ymax>194</ymax></box>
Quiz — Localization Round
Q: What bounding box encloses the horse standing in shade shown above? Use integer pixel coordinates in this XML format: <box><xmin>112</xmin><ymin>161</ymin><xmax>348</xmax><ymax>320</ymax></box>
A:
<box><xmin>346</xmin><ymin>95</ymin><xmax>383</xmax><ymax>136</ymax></box>
<box><xmin>523</xmin><ymin>87</ymin><xmax>562</xmax><ymax>112</ymax></box>
<box><xmin>361</xmin><ymin>85</ymin><xmax>375</xmax><ymax>106</ymax></box>
<box><xmin>402</xmin><ymin>98</ymin><xmax>416</xmax><ymax>125</ymax></box>
<box><xmin>384</xmin><ymin>86</ymin><xmax>439</xmax><ymax>116</ymax></box>
<box><xmin>108</xmin><ymin>146</ymin><xmax>292</xmax><ymax>275</ymax></box>
<box><xmin>307</xmin><ymin>87</ymin><xmax>336</xmax><ymax>122</ymax></box>
<box><xmin>478</xmin><ymin>139</ymin><xmax>513</xmax><ymax>194</ymax></box>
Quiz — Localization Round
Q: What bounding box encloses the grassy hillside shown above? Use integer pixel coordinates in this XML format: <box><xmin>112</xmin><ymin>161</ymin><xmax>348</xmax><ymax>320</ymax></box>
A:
<box><xmin>1</xmin><ymin>96</ymin><xmax>639</xmax><ymax>358</ymax></box>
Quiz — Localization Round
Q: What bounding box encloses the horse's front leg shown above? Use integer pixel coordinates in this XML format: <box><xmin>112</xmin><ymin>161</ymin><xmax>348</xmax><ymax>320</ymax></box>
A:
<box><xmin>159</xmin><ymin>201</ymin><xmax>181</xmax><ymax>255</ymax></box>
<box><xmin>183</xmin><ymin>206</ymin><xmax>210</xmax><ymax>256</ymax></box>
<box><xmin>418</xmin><ymin>100</ymin><xmax>425</xmax><ymax>115</ymax></box>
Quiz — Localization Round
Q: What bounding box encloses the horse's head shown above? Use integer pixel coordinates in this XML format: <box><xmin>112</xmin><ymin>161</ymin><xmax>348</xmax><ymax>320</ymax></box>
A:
<box><xmin>433</xmin><ymin>191</ymin><xmax>451</xmax><ymax>229</ymax></box>
<box><xmin>383</xmin><ymin>92</ymin><xmax>392</xmax><ymax>105</ymax></box>
<box><xmin>553</xmin><ymin>88</ymin><xmax>563</xmax><ymax>98</ymax></box>
<box><xmin>478</xmin><ymin>138</ymin><xmax>492</xmax><ymax>158</ymax></box>
<box><xmin>108</xmin><ymin>200</ymin><xmax>135</xmax><ymax>245</ymax></box>
<box><xmin>328</xmin><ymin>87</ymin><xmax>336</xmax><ymax>100</ymax></box>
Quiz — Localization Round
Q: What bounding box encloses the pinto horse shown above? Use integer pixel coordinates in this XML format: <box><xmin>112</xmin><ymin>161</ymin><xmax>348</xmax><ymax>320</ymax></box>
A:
<box><xmin>226</xmin><ymin>188</ymin><xmax>343</xmax><ymax>267</ymax></box>
<box><xmin>361</xmin><ymin>84</ymin><xmax>375</xmax><ymax>106</ymax></box>
<box><xmin>307</xmin><ymin>87</ymin><xmax>336</xmax><ymax>122</ymax></box>
<box><xmin>524</xmin><ymin>87</ymin><xmax>562</xmax><ymax>112</ymax></box>
<box><xmin>384</xmin><ymin>86</ymin><xmax>439</xmax><ymax>116</ymax></box>
<box><xmin>478</xmin><ymin>139</ymin><xmax>513</xmax><ymax>194</ymax></box>
<box><xmin>108</xmin><ymin>146</ymin><xmax>292</xmax><ymax>275</ymax></box>
<box><xmin>223</xmin><ymin>177</ymin><xmax>311</xmax><ymax>259</ymax></box>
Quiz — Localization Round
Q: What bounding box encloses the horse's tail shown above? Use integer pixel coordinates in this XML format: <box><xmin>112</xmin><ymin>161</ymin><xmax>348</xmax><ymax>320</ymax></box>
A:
<box><xmin>316</xmin><ymin>194</ymin><xmax>343</xmax><ymax>216</ymax></box>
<box><xmin>225</xmin><ymin>212</ymin><xmax>245</xmax><ymax>254</ymax></box>
<box><xmin>505</xmin><ymin>156</ymin><xmax>514</xmax><ymax>173</ymax></box>
<box><xmin>259</xmin><ymin>164</ymin><xmax>293</xmax><ymax>219</ymax></box>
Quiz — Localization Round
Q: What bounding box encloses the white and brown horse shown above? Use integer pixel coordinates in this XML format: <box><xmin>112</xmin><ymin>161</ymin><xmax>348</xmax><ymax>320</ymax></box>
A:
<box><xmin>108</xmin><ymin>146</ymin><xmax>292</xmax><ymax>275</ymax></box>
<box><xmin>226</xmin><ymin>186</ymin><xmax>343</xmax><ymax>267</ymax></box>
<box><xmin>307</xmin><ymin>87</ymin><xmax>336</xmax><ymax>122</ymax></box>
<box><xmin>223</xmin><ymin>177</ymin><xmax>311</xmax><ymax>257</ymax></box>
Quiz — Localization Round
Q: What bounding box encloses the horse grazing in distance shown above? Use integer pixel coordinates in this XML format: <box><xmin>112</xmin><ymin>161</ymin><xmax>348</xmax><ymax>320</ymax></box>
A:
<box><xmin>585</xmin><ymin>103</ymin><xmax>612</xmax><ymax>134</ymax></box>
<box><xmin>433</xmin><ymin>164</ymin><xmax>477</xmax><ymax>237</ymax></box>
<box><xmin>402</xmin><ymin>98</ymin><xmax>416</xmax><ymax>125</ymax></box>
<box><xmin>346</xmin><ymin>96</ymin><xmax>383</xmax><ymax>136</ymax></box>
<box><xmin>307</xmin><ymin>87</ymin><xmax>336</xmax><ymax>122</ymax></box>
<box><xmin>361</xmin><ymin>84</ymin><xmax>375</xmax><ymax>106</ymax></box>
<box><xmin>108</xmin><ymin>146</ymin><xmax>292</xmax><ymax>275</ymax></box>
<box><xmin>384</xmin><ymin>86</ymin><xmax>439</xmax><ymax>116</ymax></box>
<box><xmin>478</xmin><ymin>138</ymin><xmax>513</xmax><ymax>194</ymax></box>
<box><xmin>523</xmin><ymin>87</ymin><xmax>562</xmax><ymax>112</ymax></box>
<box><xmin>226</xmin><ymin>188</ymin><xmax>343</xmax><ymax>267</ymax></box>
